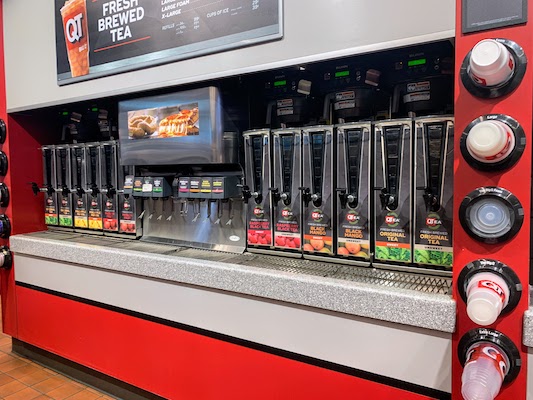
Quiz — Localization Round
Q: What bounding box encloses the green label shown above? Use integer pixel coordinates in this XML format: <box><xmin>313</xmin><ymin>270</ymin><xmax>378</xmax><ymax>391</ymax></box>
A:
<box><xmin>375</xmin><ymin>245</ymin><xmax>411</xmax><ymax>262</ymax></box>
<box><xmin>414</xmin><ymin>249</ymin><xmax>452</xmax><ymax>267</ymax></box>
<box><xmin>59</xmin><ymin>216</ymin><xmax>73</xmax><ymax>226</ymax></box>
<box><xmin>45</xmin><ymin>216</ymin><xmax>58</xmax><ymax>225</ymax></box>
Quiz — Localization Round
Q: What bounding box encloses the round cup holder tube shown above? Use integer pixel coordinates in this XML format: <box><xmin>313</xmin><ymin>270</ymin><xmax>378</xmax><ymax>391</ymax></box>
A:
<box><xmin>460</xmin><ymin>38</ymin><xmax>527</xmax><ymax>99</ymax></box>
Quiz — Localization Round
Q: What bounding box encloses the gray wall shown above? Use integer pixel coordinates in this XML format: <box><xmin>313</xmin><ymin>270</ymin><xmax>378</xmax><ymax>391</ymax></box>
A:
<box><xmin>4</xmin><ymin>0</ymin><xmax>454</xmax><ymax>112</ymax></box>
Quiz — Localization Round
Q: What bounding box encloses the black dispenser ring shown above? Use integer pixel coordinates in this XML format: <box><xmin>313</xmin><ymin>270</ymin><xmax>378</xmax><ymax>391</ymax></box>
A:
<box><xmin>460</xmin><ymin>39</ymin><xmax>527</xmax><ymax>99</ymax></box>
<box><xmin>459</xmin><ymin>187</ymin><xmax>523</xmax><ymax>244</ymax></box>
<box><xmin>460</xmin><ymin>114</ymin><xmax>525</xmax><ymax>171</ymax></box>
<box><xmin>458</xmin><ymin>328</ymin><xmax>521</xmax><ymax>384</ymax></box>
<box><xmin>458</xmin><ymin>259</ymin><xmax>522</xmax><ymax>315</ymax></box>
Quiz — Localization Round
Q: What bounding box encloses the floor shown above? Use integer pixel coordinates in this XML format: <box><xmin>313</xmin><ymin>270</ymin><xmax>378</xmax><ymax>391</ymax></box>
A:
<box><xmin>0</xmin><ymin>315</ymin><xmax>113</xmax><ymax>400</ymax></box>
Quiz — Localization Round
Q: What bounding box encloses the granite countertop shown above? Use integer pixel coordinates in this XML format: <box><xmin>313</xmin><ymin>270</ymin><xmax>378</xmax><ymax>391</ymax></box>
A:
<box><xmin>10</xmin><ymin>231</ymin><xmax>456</xmax><ymax>333</ymax></box>
<box><xmin>523</xmin><ymin>306</ymin><xmax>533</xmax><ymax>347</ymax></box>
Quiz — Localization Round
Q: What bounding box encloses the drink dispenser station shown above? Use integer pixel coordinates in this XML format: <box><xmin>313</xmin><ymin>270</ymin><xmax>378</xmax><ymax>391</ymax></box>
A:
<box><xmin>101</xmin><ymin>141</ymin><xmax>119</xmax><ymax>233</ymax></box>
<box><xmin>85</xmin><ymin>143</ymin><xmax>103</xmax><ymax>232</ymax></box>
<box><xmin>70</xmin><ymin>144</ymin><xmax>88</xmax><ymax>231</ymax></box>
<box><xmin>119</xmin><ymin>87</ymin><xmax>245</xmax><ymax>252</ymax></box>
<box><xmin>55</xmin><ymin>145</ymin><xmax>73</xmax><ymax>229</ymax></box>
<box><xmin>301</xmin><ymin>126</ymin><xmax>334</xmax><ymax>259</ymax></box>
<box><xmin>34</xmin><ymin>146</ymin><xmax>58</xmax><ymax>226</ymax></box>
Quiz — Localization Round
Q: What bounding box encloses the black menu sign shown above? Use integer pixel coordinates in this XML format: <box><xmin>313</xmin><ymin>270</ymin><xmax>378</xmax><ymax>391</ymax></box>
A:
<box><xmin>55</xmin><ymin>0</ymin><xmax>282</xmax><ymax>85</ymax></box>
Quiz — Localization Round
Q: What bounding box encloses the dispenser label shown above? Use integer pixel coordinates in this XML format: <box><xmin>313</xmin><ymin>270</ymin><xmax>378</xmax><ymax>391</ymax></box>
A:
<box><xmin>103</xmin><ymin>197</ymin><xmax>118</xmax><ymax>231</ymax></box>
<box><xmin>45</xmin><ymin>195</ymin><xmax>59</xmax><ymax>225</ymax></box>
<box><xmin>303</xmin><ymin>208</ymin><xmax>332</xmax><ymax>255</ymax></box>
<box><xmin>59</xmin><ymin>195</ymin><xmax>73</xmax><ymax>227</ymax></box>
<box><xmin>88</xmin><ymin>196</ymin><xmax>103</xmax><ymax>230</ymax></box>
<box><xmin>338</xmin><ymin>210</ymin><xmax>369</xmax><ymax>258</ymax></box>
<box><xmin>413</xmin><ymin>212</ymin><xmax>452</xmax><ymax>267</ymax></box>
<box><xmin>119</xmin><ymin>197</ymin><xmax>136</xmax><ymax>234</ymax></box>
<box><xmin>248</xmin><ymin>205</ymin><xmax>272</xmax><ymax>246</ymax></box>
<box><xmin>375</xmin><ymin>213</ymin><xmax>411</xmax><ymax>262</ymax></box>
<box><xmin>274</xmin><ymin>206</ymin><xmax>301</xmax><ymax>250</ymax></box>
<box><xmin>334</xmin><ymin>100</ymin><xmax>356</xmax><ymax>111</ymax></box>
<box><xmin>74</xmin><ymin>195</ymin><xmax>89</xmax><ymax>228</ymax></box>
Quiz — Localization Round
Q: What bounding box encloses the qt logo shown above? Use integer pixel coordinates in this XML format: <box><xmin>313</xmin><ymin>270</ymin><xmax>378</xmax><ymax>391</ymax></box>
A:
<box><xmin>311</xmin><ymin>209</ymin><xmax>324</xmax><ymax>222</ymax></box>
<box><xmin>426</xmin><ymin>213</ymin><xmax>442</xmax><ymax>230</ymax></box>
<box><xmin>253</xmin><ymin>206</ymin><xmax>264</xmax><ymax>219</ymax></box>
<box><xmin>281</xmin><ymin>207</ymin><xmax>293</xmax><ymax>220</ymax></box>
<box><xmin>385</xmin><ymin>212</ymin><xmax>400</xmax><ymax>227</ymax></box>
<box><xmin>346</xmin><ymin>210</ymin><xmax>360</xmax><ymax>224</ymax></box>
<box><xmin>65</xmin><ymin>13</ymin><xmax>84</xmax><ymax>43</ymax></box>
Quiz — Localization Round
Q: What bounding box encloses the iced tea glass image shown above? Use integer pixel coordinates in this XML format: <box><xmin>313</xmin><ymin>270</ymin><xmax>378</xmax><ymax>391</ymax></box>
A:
<box><xmin>60</xmin><ymin>0</ymin><xmax>90</xmax><ymax>77</ymax></box>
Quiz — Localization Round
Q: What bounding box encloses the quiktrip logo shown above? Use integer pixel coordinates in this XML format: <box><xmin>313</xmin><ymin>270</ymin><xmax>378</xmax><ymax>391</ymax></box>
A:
<box><xmin>346</xmin><ymin>210</ymin><xmax>360</xmax><ymax>225</ymax></box>
<box><xmin>385</xmin><ymin>212</ymin><xmax>400</xmax><ymax>227</ymax></box>
<box><xmin>65</xmin><ymin>13</ymin><xmax>84</xmax><ymax>43</ymax></box>
<box><xmin>253</xmin><ymin>206</ymin><xmax>265</xmax><ymax>219</ymax></box>
<box><xmin>311</xmin><ymin>209</ymin><xmax>324</xmax><ymax>222</ymax></box>
<box><xmin>281</xmin><ymin>207</ymin><xmax>294</xmax><ymax>221</ymax></box>
<box><xmin>426</xmin><ymin>213</ymin><xmax>442</xmax><ymax>230</ymax></box>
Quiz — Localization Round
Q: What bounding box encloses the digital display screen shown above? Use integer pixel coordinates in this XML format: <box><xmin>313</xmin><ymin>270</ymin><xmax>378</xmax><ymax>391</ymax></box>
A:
<box><xmin>408</xmin><ymin>58</ymin><xmax>427</xmax><ymax>67</ymax></box>
<box><xmin>463</xmin><ymin>0</ymin><xmax>526</xmax><ymax>33</ymax></box>
<box><xmin>335</xmin><ymin>70</ymin><xmax>350</xmax><ymax>78</ymax></box>
<box><xmin>274</xmin><ymin>80</ymin><xmax>287</xmax><ymax>87</ymax></box>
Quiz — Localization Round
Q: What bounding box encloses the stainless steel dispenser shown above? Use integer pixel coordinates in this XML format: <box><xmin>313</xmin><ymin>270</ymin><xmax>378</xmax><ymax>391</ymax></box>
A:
<box><xmin>413</xmin><ymin>116</ymin><xmax>454</xmax><ymax>270</ymax></box>
<box><xmin>55</xmin><ymin>145</ymin><xmax>73</xmax><ymax>229</ymax></box>
<box><xmin>271</xmin><ymin>128</ymin><xmax>302</xmax><ymax>255</ymax></box>
<box><xmin>70</xmin><ymin>144</ymin><xmax>89</xmax><ymax>231</ymax></box>
<box><xmin>373</xmin><ymin>119</ymin><xmax>413</xmax><ymax>266</ymax></box>
<box><xmin>101</xmin><ymin>141</ymin><xmax>119</xmax><ymax>233</ymax></box>
<box><xmin>243</xmin><ymin>129</ymin><xmax>273</xmax><ymax>252</ymax></box>
<box><xmin>335</xmin><ymin>122</ymin><xmax>371</xmax><ymax>264</ymax></box>
<box><xmin>85</xmin><ymin>143</ymin><xmax>103</xmax><ymax>232</ymax></box>
<box><xmin>301</xmin><ymin>125</ymin><xmax>334</xmax><ymax>259</ymax></box>
<box><xmin>42</xmin><ymin>146</ymin><xmax>58</xmax><ymax>226</ymax></box>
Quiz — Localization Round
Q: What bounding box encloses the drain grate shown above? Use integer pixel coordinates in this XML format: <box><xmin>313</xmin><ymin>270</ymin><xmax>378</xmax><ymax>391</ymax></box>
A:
<box><xmin>240</xmin><ymin>255</ymin><xmax>340</xmax><ymax>277</ymax></box>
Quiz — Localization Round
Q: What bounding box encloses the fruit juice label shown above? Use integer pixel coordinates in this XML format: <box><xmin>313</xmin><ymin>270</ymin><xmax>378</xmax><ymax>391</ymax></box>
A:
<box><xmin>247</xmin><ymin>204</ymin><xmax>273</xmax><ymax>246</ymax></box>
<box><xmin>119</xmin><ymin>196</ymin><xmax>137</xmax><ymax>234</ymax></box>
<box><xmin>103</xmin><ymin>195</ymin><xmax>119</xmax><ymax>232</ymax></box>
<box><xmin>74</xmin><ymin>194</ymin><xmax>89</xmax><ymax>229</ymax></box>
<box><xmin>274</xmin><ymin>205</ymin><xmax>301</xmax><ymax>250</ymax></box>
<box><xmin>88</xmin><ymin>195</ymin><xmax>103</xmax><ymax>230</ymax></box>
<box><xmin>336</xmin><ymin>123</ymin><xmax>371</xmax><ymax>260</ymax></box>
<box><xmin>413</xmin><ymin>117</ymin><xmax>454</xmax><ymax>268</ymax></box>
<box><xmin>302</xmin><ymin>126</ymin><xmax>334</xmax><ymax>256</ymax></box>
<box><xmin>374</xmin><ymin>120</ymin><xmax>412</xmax><ymax>264</ymax></box>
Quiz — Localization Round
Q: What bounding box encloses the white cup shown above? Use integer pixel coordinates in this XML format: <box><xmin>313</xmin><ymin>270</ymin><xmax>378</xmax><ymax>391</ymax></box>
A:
<box><xmin>462</xmin><ymin>344</ymin><xmax>507</xmax><ymax>400</ymax></box>
<box><xmin>466</xmin><ymin>120</ymin><xmax>515</xmax><ymax>163</ymax></box>
<box><xmin>469</xmin><ymin>39</ymin><xmax>515</xmax><ymax>87</ymax></box>
<box><xmin>466</xmin><ymin>272</ymin><xmax>509</xmax><ymax>326</ymax></box>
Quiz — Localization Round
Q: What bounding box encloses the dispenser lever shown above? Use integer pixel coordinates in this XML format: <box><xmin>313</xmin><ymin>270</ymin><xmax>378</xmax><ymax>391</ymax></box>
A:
<box><xmin>299</xmin><ymin>187</ymin><xmax>311</xmax><ymax>207</ymax></box>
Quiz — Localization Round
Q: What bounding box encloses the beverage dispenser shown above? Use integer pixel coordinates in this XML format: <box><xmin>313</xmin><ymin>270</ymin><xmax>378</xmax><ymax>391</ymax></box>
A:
<box><xmin>118</xmin><ymin>165</ymin><xmax>140</xmax><ymax>236</ymax></box>
<box><xmin>55</xmin><ymin>145</ymin><xmax>73</xmax><ymax>229</ymax></box>
<box><xmin>373</xmin><ymin>119</ymin><xmax>412</xmax><ymax>266</ymax></box>
<box><xmin>413</xmin><ymin>116</ymin><xmax>454</xmax><ymax>270</ymax></box>
<box><xmin>70</xmin><ymin>144</ymin><xmax>88</xmax><ymax>231</ymax></box>
<box><xmin>101</xmin><ymin>141</ymin><xmax>119</xmax><ymax>233</ymax></box>
<box><xmin>118</xmin><ymin>87</ymin><xmax>245</xmax><ymax>252</ymax></box>
<box><xmin>301</xmin><ymin>125</ymin><xmax>334</xmax><ymax>259</ymax></box>
<box><xmin>85</xmin><ymin>143</ymin><xmax>103</xmax><ymax>232</ymax></box>
<box><xmin>41</xmin><ymin>146</ymin><xmax>58</xmax><ymax>226</ymax></box>
<box><xmin>243</xmin><ymin>129</ymin><xmax>273</xmax><ymax>252</ymax></box>
<box><xmin>271</xmin><ymin>128</ymin><xmax>302</xmax><ymax>254</ymax></box>
<box><xmin>335</xmin><ymin>122</ymin><xmax>371</xmax><ymax>263</ymax></box>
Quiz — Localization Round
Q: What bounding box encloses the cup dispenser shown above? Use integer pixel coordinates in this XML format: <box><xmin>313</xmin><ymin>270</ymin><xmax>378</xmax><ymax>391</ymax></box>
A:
<box><xmin>243</xmin><ymin>129</ymin><xmax>273</xmax><ymax>252</ymax></box>
<box><xmin>271</xmin><ymin>128</ymin><xmax>302</xmax><ymax>254</ymax></box>
<box><xmin>85</xmin><ymin>143</ymin><xmax>103</xmax><ymax>232</ymax></box>
<box><xmin>373</xmin><ymin>119</ymin><xmax>412</xmax><ymax>265</ymax></box>
<box><xmin>413</xmin><ymin>116</ymin><xmax>454</xmax><ymax>269</ymax></box>
<box><xmin>55</xmin><ymin>145</ymin><xmax>73</xmax><ymax>229</ymax></box>
<box><xmin>301</xmin><ymin>126</ymin><xmax>334</xmax><ymax>259</ymax></box>
<box><xmin>70</xmin><ymin>144</ymin><xmax>89</xmax><ymax>231</ymax></box>
<box><xmin>335</xmin><ymin>122</ymin><xmax>371</xmax><ymax>263</ymax></box>
<box><xmin>101</xmin><ymin>141</ymin><xmax>119</xmax><ymax>233</ymax></box>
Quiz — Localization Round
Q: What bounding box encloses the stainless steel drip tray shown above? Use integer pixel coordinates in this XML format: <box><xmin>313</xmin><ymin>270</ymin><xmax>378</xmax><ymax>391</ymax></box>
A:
<box><xmin>10</xmin><ymin>231</ymin><xmax>456</xmax><ymax>333</ymax></box>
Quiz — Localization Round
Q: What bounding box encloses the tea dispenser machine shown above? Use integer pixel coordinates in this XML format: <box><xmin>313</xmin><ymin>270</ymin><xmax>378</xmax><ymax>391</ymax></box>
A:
<box><xmin>85</xmin><ymin>143</ymin><xmax>103</xmax><ymax>232</ymax></box>
<box><xmin>243</xmin><ymin>129</ymin><xmax>273</xmax><ymax>252</ymax></box>
<box><xmin>301</xmin><ymin>125</ymin><xmax>334</xmax><ymax>259</ymax></box>
<box><xmin>335</xmin><ymin>122</ymin><xmax>371</xmax><ymax>263</ymax></box>
<box><xmin>413</xmin><ymin>116</ymin><xmax>454</xmax><ymax>270</ymax></box>
<box><xmin>101</xmin><ymin>141</ymin><xmax>119</xmax><ymax>233</ymax></box>
<box><xmin>373</xmin><ymin>119</ymin><xmax>412</xmax><ymax>266</ymax></box>
<box><xmin>70</xmin><ymin>144</ymin><xmax>88</xmax><ymax>231</ymax></box>
<box><xmin>39</xmin><ymin>146</ymin><xmax>58</xmax><ymax>226</ymax></box>
<box><xmin>55</xmin><ymin>145</ymin><xmax>73</xmax><ymax>229</ymax></box>
<box><xmin>271</xmin><ymin>128</ymin><xmax>302</xmax><ymax>254</ymax></box>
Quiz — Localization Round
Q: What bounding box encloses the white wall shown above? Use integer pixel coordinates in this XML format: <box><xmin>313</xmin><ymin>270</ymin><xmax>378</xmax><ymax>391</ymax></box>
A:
<box><xmin>4</xmin><ymin>0</ymin><xmax>455</xmax><ymax>112</ymax></box>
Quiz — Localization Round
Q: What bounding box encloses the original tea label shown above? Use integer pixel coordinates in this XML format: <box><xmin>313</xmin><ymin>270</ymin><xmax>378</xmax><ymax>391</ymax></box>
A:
<box><xmin>58</xmin><ymin>194</ymin><xmax>73</xmax><ymax>227</ymax></box>
<box><xmin>414</xmin><ymin>212</ymin><xmax>453</xmax><ymax>267</ymax></box>
<box><xmin>44</xmin><ymin>194</ymin><xmax>58</xmax><ymax>225</ymax></box>
<box><xmin>375</xmin><ymin>211</ymin><xmax>411</xmax><ymax>262</ymax></box>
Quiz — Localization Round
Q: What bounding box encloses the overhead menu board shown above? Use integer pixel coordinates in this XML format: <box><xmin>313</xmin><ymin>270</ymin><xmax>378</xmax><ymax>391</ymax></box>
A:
<box><xmin>55</xmin><ymin>0</ymin><xmax>282</xmax><ymax>85</ymax></box>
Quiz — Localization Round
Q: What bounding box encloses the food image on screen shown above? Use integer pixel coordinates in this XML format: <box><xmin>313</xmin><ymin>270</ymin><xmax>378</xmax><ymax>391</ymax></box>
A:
<box><xmin>127</xmin><ymin>103</ymin><xmax>199</xmax><ymax>139</ymax></box>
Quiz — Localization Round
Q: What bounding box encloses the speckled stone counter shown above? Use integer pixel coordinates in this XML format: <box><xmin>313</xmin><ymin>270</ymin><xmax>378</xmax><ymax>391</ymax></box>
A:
<box><xmin>10</xmin><ymin>231</ymin><xmax>456</xmax><ymax>333</ymax></box>
<box><xmin>523</xmin><ymin>307</ymin><xmax>533</xmax><ymax>347</ymax></box>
